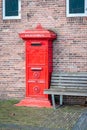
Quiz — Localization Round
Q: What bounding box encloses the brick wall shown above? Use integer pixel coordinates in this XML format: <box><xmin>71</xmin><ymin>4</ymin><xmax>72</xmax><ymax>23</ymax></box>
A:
<box><xmin>0</xmin><ymin>0</ymin><xmax>87</xmax><ymax>104</ymax></box>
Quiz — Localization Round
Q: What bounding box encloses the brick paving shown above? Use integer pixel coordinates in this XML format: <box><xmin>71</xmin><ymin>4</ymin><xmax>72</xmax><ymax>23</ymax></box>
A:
<box><xmin>40</xmin><ymin>106</ymin><xmax>85</xmax><ymax>130</ymax></box>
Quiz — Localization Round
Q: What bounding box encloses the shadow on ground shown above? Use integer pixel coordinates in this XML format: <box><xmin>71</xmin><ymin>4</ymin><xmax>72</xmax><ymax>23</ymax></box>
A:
<box><xmin>0</xmin><ymin>124</ymin><xmax>65</xmax><ymax>130</ymax></box>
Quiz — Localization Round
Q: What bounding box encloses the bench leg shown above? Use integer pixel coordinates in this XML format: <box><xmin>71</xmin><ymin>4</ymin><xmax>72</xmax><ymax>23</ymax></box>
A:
<box><xmin>51</xmin><ymin>94</ymin><xmax>63</xmax><ymax>109</ymax></box>
<box><xmin>51</xmin><ymin>94</ymin><xmax>56</xmax><ymax>109</ymax></box>
<box><xmin>60</xmin><ymin>95</ymin><xmax>63</xmax><ymax>105</ymax></box>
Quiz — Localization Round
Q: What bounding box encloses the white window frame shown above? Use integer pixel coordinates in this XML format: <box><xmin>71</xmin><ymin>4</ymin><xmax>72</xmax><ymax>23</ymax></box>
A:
<box><xmin>66</xmin><ymin>0</ymin><xmax>87</xmax><ymax>17</ymax></box>
<box><xmin>3</xmin><ymin>0</ymin><xmax>21</xmax><ymax>20</ymax></box>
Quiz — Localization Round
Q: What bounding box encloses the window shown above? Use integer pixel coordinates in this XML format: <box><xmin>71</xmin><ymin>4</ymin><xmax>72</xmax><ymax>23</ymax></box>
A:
<box><xmin>66</xmin><ymin>0</ymin><xmax>87</xmax><ymax>17</ymax></box>
<box><xmin>3</xmin><ymin>0</ymin><xmax>21</xmax><ymax>20</ymax></box>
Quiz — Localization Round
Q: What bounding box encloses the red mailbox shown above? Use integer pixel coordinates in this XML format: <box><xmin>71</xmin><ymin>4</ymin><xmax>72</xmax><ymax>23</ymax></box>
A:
<box><xmin>16</xmin><ymin>24</ymin><xmax>56</xmax><ymax>107</ymax></box>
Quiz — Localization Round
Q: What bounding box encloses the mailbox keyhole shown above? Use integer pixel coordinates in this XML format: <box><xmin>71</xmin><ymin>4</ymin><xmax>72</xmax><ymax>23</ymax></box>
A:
<box><xmin>33</xmin><ymin>72</ymin><xmax>40</xmax><ymax>79</ymax></box>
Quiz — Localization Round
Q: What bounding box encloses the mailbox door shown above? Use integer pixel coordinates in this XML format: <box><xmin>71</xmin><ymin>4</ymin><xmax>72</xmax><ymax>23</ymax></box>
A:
<box><xmin>27</xmin><ymin>66</ymin><xmax>48</xmax><ymax>98</ymax></box>
<box><xmin>26</xmin><ymin>40</ymin><xmax>48</xmax><ymax>66</ymax></box>
<box><xmin>28</xmin><ymin>50</ymin><xmax>47</xmax><ymax>65</ymax></box>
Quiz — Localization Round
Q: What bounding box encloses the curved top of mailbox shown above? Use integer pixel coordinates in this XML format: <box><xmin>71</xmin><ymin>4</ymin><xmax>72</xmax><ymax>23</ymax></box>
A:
<box><xmin>19</xmin><ymin>24</ymin><xmax>57</xmax><ymax>40</ymax></box>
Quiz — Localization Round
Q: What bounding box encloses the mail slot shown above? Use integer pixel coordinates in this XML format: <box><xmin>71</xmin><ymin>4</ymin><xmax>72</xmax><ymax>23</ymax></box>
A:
<box><xmin>31</xmin><ymin>67</ymin><xmax>42</xmax><ymax>71</ymax></box>
<box><xmin>17</xmin><ymin>24</ymin><xmax>56</xmax><ymax>107</ymax></box>
<box><xmin>31</xmin><ymin>42</ymin><xmax>42</xmax><ymax>46</ymax></box>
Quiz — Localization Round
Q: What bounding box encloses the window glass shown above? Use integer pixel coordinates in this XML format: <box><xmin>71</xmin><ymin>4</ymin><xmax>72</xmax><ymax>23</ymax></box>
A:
<box><xmin>69</xmin><ymin>0</ymin><xmax>84</xmax><ymax>14</ymax></box>
<box><xmin>5</xmin><ymin>0</ymin><xmax>18</xmax><ymax>16</ymax></box>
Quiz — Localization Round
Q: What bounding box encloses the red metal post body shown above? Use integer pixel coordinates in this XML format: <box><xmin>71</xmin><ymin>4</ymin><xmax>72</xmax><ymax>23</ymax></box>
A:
<box><xmin>16</xmin><ymin>24</ymin><xmax>56</xmax><ymax>107</ymax></box>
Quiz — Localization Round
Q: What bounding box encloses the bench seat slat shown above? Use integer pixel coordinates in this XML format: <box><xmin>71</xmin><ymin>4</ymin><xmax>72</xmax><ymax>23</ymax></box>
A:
<box><xmin>51</xmin><ymin>83</ymin><xmax>87</xmax><ymax>87</ymax></box>
<box><xmin>45</xmin><ymin>88</ymin><xmax>87</xmax><ymax>92</ymax></box>
<box><xmin>52</xmin><ymin>73</ymin><xmax>87</xmax><ymax>77</ymax></box>
<box><xmin>50</xmin><ymin>86</ymin><xmax>87</xmax><ymax>89</ymax></box>
<box><xmin>51</xmin><ymin>77</ymin><xmax>87</xmax><ymax>80</ymax></box>
<box><xmin>51</xmin><ymin>80</ymin><xmax>87</xmax><ymax>84</ymax></box>
<box><xmin>44</xmin><ymin>89</ymin><xmax>87</xmax><ymax>96</ymax></box>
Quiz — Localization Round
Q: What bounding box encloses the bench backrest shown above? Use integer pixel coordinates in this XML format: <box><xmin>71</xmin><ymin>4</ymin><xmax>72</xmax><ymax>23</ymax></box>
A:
<box><xmin>51</xmin><ymin>73</ymin><xmax>87</xmax><ymax>89</ymax></box>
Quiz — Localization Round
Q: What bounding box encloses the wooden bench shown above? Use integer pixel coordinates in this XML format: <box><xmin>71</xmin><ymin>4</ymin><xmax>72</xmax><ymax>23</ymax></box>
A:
<box><xmin>44</xmin><ymin>73</ymin><xmax>87</xmax><ymax>109</ymax></box>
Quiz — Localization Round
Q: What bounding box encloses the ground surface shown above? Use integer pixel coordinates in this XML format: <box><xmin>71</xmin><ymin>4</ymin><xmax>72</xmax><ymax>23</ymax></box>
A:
<box><xmin>0</xmin><ymin>100</ymin><xmax>87</xmax><ymax>130</ymax></box>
